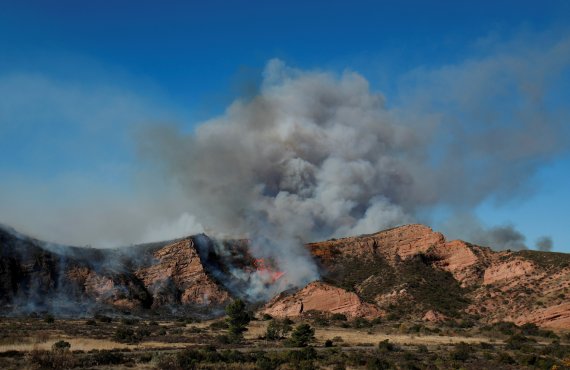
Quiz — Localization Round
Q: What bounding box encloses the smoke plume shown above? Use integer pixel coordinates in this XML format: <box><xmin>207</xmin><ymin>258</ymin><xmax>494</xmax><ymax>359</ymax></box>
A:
<box><xmin>441</xmin><ymin>214</ymin><xmax>528</xmax><ymax>250</ymax></box>
<box><xmin>536</xmin><ymin>236</ymin><xmax>554</xmax><ymax>252</ymax></box>
<box><xmin>141</xmin><ymin>34</ymin><xmax>570</xmax><ymax>297</ymax></box>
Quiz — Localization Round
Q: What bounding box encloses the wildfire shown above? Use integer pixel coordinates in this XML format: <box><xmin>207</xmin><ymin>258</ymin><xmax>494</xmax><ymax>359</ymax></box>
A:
<box><xmin>253</xmin><ymin>258</ymin><xmax>285</xmax><ymax>283</ymax></box>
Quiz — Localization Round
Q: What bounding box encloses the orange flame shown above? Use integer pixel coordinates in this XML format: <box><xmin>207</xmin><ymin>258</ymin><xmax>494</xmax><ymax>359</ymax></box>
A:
<box><xmin>253</xmin><ymin>258</ymin><xmax>285</xmax><ymax>283</ymax></box>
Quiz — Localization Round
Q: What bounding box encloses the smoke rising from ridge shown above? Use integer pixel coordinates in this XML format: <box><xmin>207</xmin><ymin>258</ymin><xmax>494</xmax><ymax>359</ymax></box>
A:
<box><xmin>0</xmin><ymin>31</ymin><xmax>567</xmax><ymax>274</ymax></box>
<box><xmin>536</xmin><ymin>236</ymin><xmax>554</xmax><ymax>252</ymax></box>
<box><xmin>142</xmin><ymin>35</ymin><xmax>570</xmax><ymax>296</ymax></box>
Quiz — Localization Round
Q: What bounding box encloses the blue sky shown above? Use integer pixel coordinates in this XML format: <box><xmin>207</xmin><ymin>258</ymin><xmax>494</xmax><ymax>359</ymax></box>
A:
<box><xmin>1</xmin><ymin>1</ymin><xmax>569</xmax><ymax>251</ymax></box>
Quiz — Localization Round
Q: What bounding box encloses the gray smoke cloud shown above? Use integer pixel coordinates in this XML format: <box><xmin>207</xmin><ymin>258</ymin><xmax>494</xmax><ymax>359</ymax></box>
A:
<box><xmin>441</xmin><ymin>214</ymin><xmax>528</xmax><ymax>250</ymax></box>
<box><xmin>141</xmin><ymin>34</ymin><xmax>570</xmax><ymax>297</ymax></box>
<box><xmin>536</xmin><ymin>236</ymin><xmax>553</xmax><ymax>252</ymax></box>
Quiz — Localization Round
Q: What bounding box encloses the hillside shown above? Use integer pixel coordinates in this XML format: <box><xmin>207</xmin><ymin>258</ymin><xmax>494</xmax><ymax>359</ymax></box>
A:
<box><xmin>0</xmin><ymin>225</ymin><xmax>232</xmax><ymax>316</ymax></box>
<box><xmin>1</xmin><ymin>224</ymin><xmax>569</xmax><ymax>329</ymax></box>
<box><xmin>296</xmin><ymin>224</ymin><xmax>570</xmax><ymax>329</ymax></box>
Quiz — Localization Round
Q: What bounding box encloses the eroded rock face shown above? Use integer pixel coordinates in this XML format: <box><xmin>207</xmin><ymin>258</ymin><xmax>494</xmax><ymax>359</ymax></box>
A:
<box><xmin>306</xmin><ymin>224</ymin><xmax>570</xmax><ymax>329</ymax></box>
<box><xmin>483</xmin><ymin>258</ymin><xmax>536</xmax><ymax>286</ymax></box>
<box><xmin>429</xmin><ymin>240</ymin><xmax>484</xmax><ymax>286</ymax></box>
<box><xmin>262</xmin><ymin>281</ymin><xmax>382</xmax><ymax>319</ymax></box>
<box><xmin>423</xmin><ymin>310</ymin><xmax>448</xmax><ymax>323</ymax></box>
<box><xmin>515</xmin><ymin>302</ymin><xmax>570</xmax><ymax>329</ymax></box>
<box><xmin>309</xmin><ymin>224</ymin><xmax>494</xmax><ymax>287</ymax></box>
<box><xmin>0</xmin><ymin>226</ymin><xmax>231</xmax><ymax>313</ymax></box>
<box><xmin>134</xmin><ymin>239</ymin><xmax>230</xmax><ymax>307</ymax></box>
<box><xmin>309</xmin><ymin>224</ymin><xmax>445</xmax><ymax>264</ymax></box>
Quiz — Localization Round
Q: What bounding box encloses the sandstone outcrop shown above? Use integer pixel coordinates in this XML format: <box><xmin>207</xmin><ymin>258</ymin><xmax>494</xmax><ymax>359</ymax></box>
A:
<box><xmin>422</xmin><ymin>310</ymin><xmax>448</xmax><ymax>323</ymax></box>
<box><xmin>306</xmin><ymin>224</ymin><xmax>570</xmax><ymax>329</ymax></box>
<box><xmin>515</xmin><ymin>302</ymin><xmax>570</xmax><ymax>329</ymax></box>
<box><xmin>308</xmin><ymin>224</ymin><xmax>492</xmax><ymax>285</ymax></box>
<box><xmin>483</xmin><ymin>258</ymin><xmax>536</xmax><ymax>286</ymax></box>
<box><xmin>262</xmin><ymin>281</ymin><xmax>382</xmax><ymax>319</ymax></box>
<box><xmin>0</xmin><ymin>226</ymin><xmax>230</xmax><ymax>313</ymax></box>
<box><xmin>134</xmin><ymin>239</ymin><xmax>230</xmax><ymax>306</ymax></box>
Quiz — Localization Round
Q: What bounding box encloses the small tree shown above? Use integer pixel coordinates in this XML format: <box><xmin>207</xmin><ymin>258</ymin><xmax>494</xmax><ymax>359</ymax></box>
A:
<box><xmin>288</xmin><ymin>323</ymin><xmax>315</xmax><ymax>347</ymax></box>
<box><xmin>266</xmin><ymin>319</ymin><xmax>292</xmax><ymax>340</ymax></box>
<box><xmin>225</xmin><ymin>299</ymin><xmax>250</xmax><ymax>342</ymax></box>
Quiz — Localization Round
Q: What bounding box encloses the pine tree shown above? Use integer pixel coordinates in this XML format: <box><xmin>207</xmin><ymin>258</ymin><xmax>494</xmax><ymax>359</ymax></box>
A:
<box><xmin>288</xmin><ymin>323</ymin><xmax>315</xmax><ymax>347</ymax></box>
<box><xmin>225</xmin><ymin>299</ymin><xmax>250</xmax><ymax>342</ymax></box>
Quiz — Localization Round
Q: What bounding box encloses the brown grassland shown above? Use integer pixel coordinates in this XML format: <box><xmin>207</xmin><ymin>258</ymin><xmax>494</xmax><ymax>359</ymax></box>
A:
<box><xmin>0</xmin><ymin>314</ymin><xmax>569</xmax><ymax>369</ymax></box>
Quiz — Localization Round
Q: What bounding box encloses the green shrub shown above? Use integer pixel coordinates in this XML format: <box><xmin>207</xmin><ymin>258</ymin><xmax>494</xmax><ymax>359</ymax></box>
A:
<box><xmin>287</xmin><ymin>324</ymin><xmax>315</xmax><ymax>347</ymax></box>
<box><xmin>256</xmin><ymin>356</ymin><xmax>279</xmax><ymax>370</ymax></box>
<box><xmin>520</xmin><ymin>322</ymin><xmax>540</xmax><ymax>335</ymax></box>
<box><xmin>366</xmin><ymin>357</ymin><xmax>392</xmax><ymax>369</ymax></box>
<box><xmin>113</xmin><ymin>326</ymin><xmax>149</xmax><ymax>344</ymax></box>
<box><xmin>88</xmin><ymin>350</ymin><xmax>125</xmax><ymax>365</ymax></box>
<box><xmin>52</xmin><ymin>340</ymin><xmax>71</xmax><ymax>351</ymax></box>
<box><xmin>417</xmin><ymin>344</ymin><xmax>429</xmax><ymax>353</ymax></box>
<box><xmin>378</xmin><ymin>339</ymin><xmax>396</xmax><ymax>353</ymax></box>
<box><xmin>187</xmin><ymin>326</ymin><xmax>203</xmax><ymax>334</ymax></box>
<box><xmin>209</xmin><ymin>320</ymin><xmax>229</xmax><ymax>330</ymax></box>
<box><xmin>95</xmin><ymin>314</ymin><xmax>112</xmax><ymax>323</ymax></box>
<box><xmin>286</xmin><ymin>347</ymin><xmax>317</xmax><ymax>362</ymax></box>
<box><xmin>215</xmin><ymin>334</ymin><xmax>230</xmax><ymax>344</ymax></box>
<box><xmin>488</xmin><ymin>321</ymin><xmax>519</xmax><ymax>335</ymax></box>
<box><xmin>496</xmin><ymin>351</ymin><xmax>516</xmax><ymax>364</ymax></box>
<box><xmin>450</xmin><ymin>342</ymin><xmax>472</xmax><ymax>361</ymax></box>
<box><xmin>225</xmin><ymin>299</ymin><xmax>251</xmax><ymax>343</ymax></box>
<box><xmin>352</xmin><ymin>317</ymin><xmax>370</xmax><ymax>329</ymax></box>
<box><xmin>505</xmin><ymin>334</ymin><xmax>535</xmax><ymax>350</ymax></box>
<box><xmin>138</xmin><ymin>352</ymin><xmax>153</xmax><ymax>363</ymax></box>
<box><xmin>220</xmin><ymin>349</ymin><xmax>246</xmax><ymax>363</ymax></box>
<box><xmin>175</xmin><ymin>349</ymin><xmax>202</xmax><ymax>368</ymax></box>
<box><xmin>314</xmin><ymin>316</ymin><xmax>330</xmax><ymax>326</ymax></box>
<box><xmin>541</xmin><ymin>341</ymin><xmax>570</xmax><ymax>358</ymax></box>
<box><xmin>331</xmin><ymin>313</ymin><xmax>347</xmax><ymax>321</ymax></box>
<box><xmin>28</xmin><ymin>349</ymin><xmax>76</xmax><ymax>369</ymax></box>
<box><xmin>370</xmin><ymin>317</ymin><xmax>382</xmax><ymax>325</ymax></box>
<box><xmin>266</xmin><ymin>319</ymin><xmax>292</xmax><ymax>340</ymax></box>
<box><xmin>120</xmin><ymin>317</ymin><xmax>139</xmax><ymax>325</ymax></box>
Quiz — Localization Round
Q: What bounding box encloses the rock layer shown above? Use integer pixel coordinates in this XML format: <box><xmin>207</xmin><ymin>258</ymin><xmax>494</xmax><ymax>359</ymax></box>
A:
<box><xmin>135</xmin><ymin>239</ymin><xmax>230</xmax><ymax>307</ymax></box>
<box><xmin>262</xmin><ymin>281</ymin><xmax>381</xmax><ymax>319</ymax></box>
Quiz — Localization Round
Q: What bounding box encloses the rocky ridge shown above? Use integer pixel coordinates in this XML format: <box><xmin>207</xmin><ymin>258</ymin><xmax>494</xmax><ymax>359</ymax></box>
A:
<box><xmin>0</xmin><ymin>226</ymin><xmax>231</xmax><ymax>315</ymax></box>
<box><xmin>304</xmin><ymin>224</ymin><xmax>570</xmax><ymax>329</ymax></box>
<box><xmin>1</xmin><ymin>223</ymin><xmax>569</xmax><ymax>329</ymax></box>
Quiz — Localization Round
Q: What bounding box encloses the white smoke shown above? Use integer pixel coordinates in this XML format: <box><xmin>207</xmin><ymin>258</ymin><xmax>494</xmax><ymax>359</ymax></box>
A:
<box><xmin>142</xmin><ymin>60</ymin><xmax>427</xmax><ymax>296</ymax></box>
<box><xmin>139</xmin><ymin>212</ymin><xmax>204</xmax><ymax>243</ymax></box>
<box><xmin>142</xmin><ymin>36</ymin><xmax>570</xmax><ymax>298</ymax></box>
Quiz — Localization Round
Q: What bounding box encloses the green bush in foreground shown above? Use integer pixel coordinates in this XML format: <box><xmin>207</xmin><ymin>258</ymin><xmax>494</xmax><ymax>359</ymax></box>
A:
<box><xmin>266</xmin><ymin>319</ymin><xmax>293</xmax><ymax>340</ymax></box>
<box><xmin>225</xmin><ymin>299</ymin><xmax>251</xmax><ymax>343</ymax></box>
<box><xmin>287</xmin><ymin>323</ymin><xmax>315</xmax><ymax>347</ymax></box>
<box><xmin>52</xmin><ymin>340</ymin><xmax>71</xmax><ymax>351</ymax></box>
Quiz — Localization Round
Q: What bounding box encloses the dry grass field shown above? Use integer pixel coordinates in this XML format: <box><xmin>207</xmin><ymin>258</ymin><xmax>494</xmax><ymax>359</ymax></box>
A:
<box><xmin>0</xmin><ymin>315</ymin><xmax>568</xmax><ymax>369</ymax></box>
